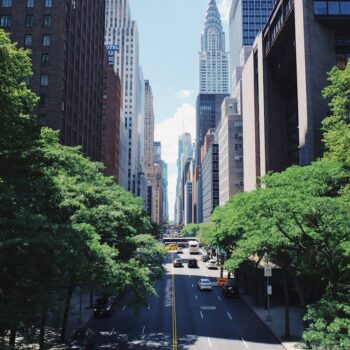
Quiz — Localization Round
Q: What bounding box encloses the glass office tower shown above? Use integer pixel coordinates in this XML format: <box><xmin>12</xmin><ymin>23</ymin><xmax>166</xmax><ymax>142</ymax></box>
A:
<box><xmin>229</xmin><ymin>0</ymin><xmax>275</xmax><ymax>73</ymax></box>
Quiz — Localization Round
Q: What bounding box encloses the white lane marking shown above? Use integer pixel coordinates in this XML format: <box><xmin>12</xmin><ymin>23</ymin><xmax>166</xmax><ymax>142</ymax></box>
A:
<box><xmin>110</xmin><ymin>327</ymin><xmax>115</xmax><ymax>336</ymax></box>
<box><xmin>195</xmin><ymin>295</ymin><xmax>198</xmax><ymax>300</ymax></box>
<box><xmin>148</xmin><ymin>304</ymin><xmax>151</xmax><ymax>310</ymax></box>
<box><xmin>200</xmin><ymin>311</ymin><xmax>204</xmax><ymax>319</ymax></box>
<box><xmin>207</xmin><ymin>337</ymin><xmax>212</xmax><ymax>347</ymax></box>
<box><xmin>192</xmin><ymin>283</ymin><xmax>194</xmax><ymax>288</ymax></box>
<box><xmin>217</xmin><ymin>296</ymin><xmax>221</xmax><ymax>301</ymax></box>
<box><xmin>227</xmin><ymin>311</ymin><xmax>233</xmax><ymax>320</ymax></box>
<box><xmin>242</xmin><ymin>337</ymin><xmax>249</xmax><ymax>349</ymax></box>
<box><xmin>122</xmin><ymin>304</ymin><xmax>126</xmax><ymax>312</ymax></box>
<box><xmin>142</xmin><ymin>326</ymin><xmax>145</xmax><ymax>334</ymax></box>
<box><xmin>188</xmin><ymin>274</ymin><xmax>191</xmax><ymax>278</ymax></box>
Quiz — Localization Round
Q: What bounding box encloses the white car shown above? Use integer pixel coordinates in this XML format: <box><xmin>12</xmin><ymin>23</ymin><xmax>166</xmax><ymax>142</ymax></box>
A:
<box><xmin>206</xmin><ymin>259</ymin><xmax>218</xmax><ymax>269</ymax></box>
<box><xmin>197</xmin><ymin>278</ymin><xmax>212</xmax><ymax>291</ymax></box>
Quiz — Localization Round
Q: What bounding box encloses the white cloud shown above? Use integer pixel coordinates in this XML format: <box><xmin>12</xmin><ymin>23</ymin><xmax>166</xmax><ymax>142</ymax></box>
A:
<box><xmin>155</xmin><ymin>103</ymin><xmax>196</xmax><ymax>166</ymax></box>
<box><xmin>155</xmin><ymin>103</ymin><xmax>196</xmax><ymax>221</ymax></box>
<box><xmin>176</xmin><ymin>89</ymin><xmax>194</xmax><ymax>99</ymax></box>
<box><xmin>218</xmin><ymin>0</ymin><xmax>231</xmax><ymax>23</ymax></box>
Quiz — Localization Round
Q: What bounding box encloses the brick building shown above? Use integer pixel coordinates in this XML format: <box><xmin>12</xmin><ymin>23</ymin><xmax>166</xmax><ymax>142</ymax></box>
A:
<box><xmin>101</xmin><ymin>51</ymin><xmax>121</xmax><ymax>181</ymax></box>
<box><xmin>0</xmin><ymin>0</ymin><xmax>106</xmax><ymax>161</ymax></box>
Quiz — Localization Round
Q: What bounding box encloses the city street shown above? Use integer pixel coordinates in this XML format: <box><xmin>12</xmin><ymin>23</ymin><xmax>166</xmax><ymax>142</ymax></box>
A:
<box><xmin>90</xmin><ymin>249</ymin><xmax>285</xmax><ymax>349</ymax></box>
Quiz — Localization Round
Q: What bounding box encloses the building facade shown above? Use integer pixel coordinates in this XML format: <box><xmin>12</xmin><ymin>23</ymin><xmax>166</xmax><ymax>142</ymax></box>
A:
<box><xmin>242</xmin><ymin>0</ymin><xmax>350</xmax><ymax>191</ymax></box>
<box><xmin>0</xmin><ymin>0</ymin><xmax>106</xmax><ymax>161</ymax></box>
<box><xmin>229</xmin><ymin>0</ymin><xmax>274</xmax><ymax>78</ymax></box>
<box><xmin>201</xmin><ymin>130</ymin><xmax>219</xmax><ymax>222</ymax></box>
<box><xmin>199</xmin><ymin>0</ymin><xmax>229</xmax><ymax>94</ymax></box>
<box><xmin>101</xmin><ymin>53</ymin><xmax>121</xmax><ymax>181</ymax></box>
<box><xmin>105</xmin><ymin>0</ymin><xmax>140</xmax><ymax>193</ymax></box>
<box><xmin>216</xmin><ymin>98</ymin><xmax>243</xmax><ymax>205</ymax></box>
<box><xmin>196</xmin><ymin>93</ymin><xmax>228</xmax><ymax>166</ymax></box>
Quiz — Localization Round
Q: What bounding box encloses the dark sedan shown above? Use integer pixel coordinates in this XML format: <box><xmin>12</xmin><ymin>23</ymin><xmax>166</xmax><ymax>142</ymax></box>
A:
<box><xmin>222</xmin><ymin>278</ymin><xmax>240</xmax><ymax>298</ymax></box>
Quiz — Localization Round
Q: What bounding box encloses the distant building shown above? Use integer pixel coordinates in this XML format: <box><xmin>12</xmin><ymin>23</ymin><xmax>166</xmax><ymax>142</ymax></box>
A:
<box><xmin>242</xmin><ymin>0</ymin><xmax>350</xmax><ymax>191</ymax></box>
<box><xmin>105</xmin><ymin>0</ymin><xmax>141</xmax><ymax>193</ymax></box>
<box><xmin>154</xmin><ymin>141</ymin><xmax>161</xmax><ymax>165</ymax></box>
<box><xmin>199</xmin><ymin>0</ymin><xmax>229</xmax><ymax>94</ymax></box>
<box><xmin>216</xmin><ymin>98</ymin><xmax>243</xmax><ymax>205</ymax></box>
<box><xmin>175</xmin><ymin>133</ymin><xmax>193</xmax><ymax>225</ymax></box>
<box><xmin>101</xmin><ymin>52</ymin><xmax>122</xmax><ymax>182</ymax></box>
<box><xmin>161</xmin><ymin>161</ymin><xmax>169</xmax><ymax>223</ymax></box>
<box><xmin>201</xmin><ymin>129</ymin><xmax>219</xmax><ymax>222</ymax></box>
<box><xmin>196</xmin><ymin>94</ymin><xmax>228</xmax><ymax>166</ymax></box>
<box><xmin>0</xmin><ymin>0</ymin><xmax>106</xmax><ymax>161</ymax></box>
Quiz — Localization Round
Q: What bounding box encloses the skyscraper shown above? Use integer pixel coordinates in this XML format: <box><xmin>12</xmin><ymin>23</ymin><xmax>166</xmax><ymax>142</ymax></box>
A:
<box><xmin>105</xmin><ymin>0</ymin><xmax>140</xmax><ymax>193</ymax></box>
<box><xmin>0</xmin><ymin>0</ymin><xmax>106</xmax><ymax>161</ymax></box>
<box><xmin>229</xmin><ymin>0</ymin><xmax>274</xmax><ymax>79</ymax></box>
<box><xmin>199</xmin><ymin>0</ymin><xmax>229</xmax><ymax>94</ymax></box>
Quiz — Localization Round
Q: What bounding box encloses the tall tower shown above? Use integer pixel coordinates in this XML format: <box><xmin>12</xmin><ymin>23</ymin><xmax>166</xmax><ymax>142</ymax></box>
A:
<box><xmin>105</xmin><ymin>0</ymin><xmax>140</xmax><ymax>193</ymax></box>
<box><xmin>199</xmin><ymin>0</ymin><xmax>229</xmax><ymax>94</ymax></box>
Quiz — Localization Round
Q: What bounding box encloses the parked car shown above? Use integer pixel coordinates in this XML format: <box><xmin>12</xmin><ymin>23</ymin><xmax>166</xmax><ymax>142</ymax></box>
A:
<box><xmin>188</xmin><ymin>258</ymin><xmax>198</xmax><ymax>268</ymax></box>
<box><xmin>222</xmin><ymin>278</ymin><xmax>240</xmax><ymax>298</ymax></box>
<box><xmin>197</xmin><ymin>278</ymin><xmax>212</xmax><ymax>291</ymax></box>
<box><xmin>206</xmin><ymin>259</ymin><xmax>218</xmax><ymax>269</ymax></box>
<box><xmin>68</xmin><ymin>327</ymin><xmax>95</xmax><ymax>350</ymax></box>
<box><xmin>201</xmin><ymin>254</ymin><xmax>210</xmax><ymax>262</ymax></box>
<box><xmin>177</xmin><ymin>247</ymin><xmax>184</xmax><ymax>254</ymax></box>
<box><xmin>173</xmin><ymin>258</ymin><xmax>183</xmax><ymax>267</ymax></box>
<box><xmin>93</xmin><ymin>296</ymin><xmax>114</xmax><ymax>318</ymax></box>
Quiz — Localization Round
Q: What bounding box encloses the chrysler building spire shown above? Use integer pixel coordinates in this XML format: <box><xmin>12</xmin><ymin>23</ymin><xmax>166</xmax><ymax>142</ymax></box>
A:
<box><xmin>199</xmin><ymin>0</ymin><xmax>229</xmax><ymax>94</ymax></box>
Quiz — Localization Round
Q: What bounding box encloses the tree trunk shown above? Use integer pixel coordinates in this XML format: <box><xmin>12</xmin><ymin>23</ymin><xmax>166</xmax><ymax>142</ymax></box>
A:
<box><xmin>9</xmin><ymin>328</ymin><xmax>16</xmax><ymax>350</ymax></box>
<box><xmin>89</xmin><ymin>286</ymin><xmax>94</xmax><ymax>308</ymax></box>
<box><xmin>39</xmin><ymin>305</ymin><xmax>49</xmax><ymax>350</ymax></box>
<box><xmin>60</xmin><ymin>284</ymin><xmax>74</xmax><ymax>343</ymax></box>
<box><xmin>294</xmin><ymin>277</ymin><xmax>306</xmax><ymax>311</ymax></box>
<box><xmin>283</xmin><ymin>272</ymin><xmax>290</xmax><ymax>339</ymax></box>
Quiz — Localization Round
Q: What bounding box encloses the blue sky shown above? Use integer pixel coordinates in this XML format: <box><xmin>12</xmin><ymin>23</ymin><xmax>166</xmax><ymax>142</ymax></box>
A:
<box><xmin>129</xmin><ymin>0</ymin><xmax>230</xmax><ymax>220</ymax></box>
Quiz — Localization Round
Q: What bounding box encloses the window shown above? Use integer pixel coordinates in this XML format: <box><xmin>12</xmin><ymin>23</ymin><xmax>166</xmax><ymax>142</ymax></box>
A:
<box><xmin>41</xmin><ymin>54</ymin><xmax>49</xmax><ymax>66</ymax></box>
<box><xmin>328</xmin><ymin>1</ymin><xmax>340</xmax><ymax>14</ymax></box>
<box><xmin>40</xmin><ymin>74</ymin><xmax>49</xmax><ymax>86</ymax></box>
<box><xmin>42</xmin><ymin>34</ymin><xmax>51</xmax><ymax>46</ymax></box>
<box><xmin>1</xmin><ymin>0</ymin><xmax>12</xmax><ymax>7</ymax></box>
<box><xmin>38</xmin><ymin>114</ymin><xmax>47</xmax><ymax>125</ymax></box>
<box><xmin>0</xmin><ymin>15</ymin><xmax>11</xmax><ymax>27</ymax></box>
<box><xmin>44</xmin><ymin>0</ymin><xmax>52</xmax><ymax>7</ymax></box>
<box><xmin>340</xmin><ymin>2</ymin><xmax>350</xmax><ymax>14</ymax></box>
<box><xmin>39</xmin><ymin>93</ymin><xmax>47</xmax><ymax>106</ymax></box>
<box><xmin>43</xmin><ymin>15</ymin><xmax>52</xmax><ymax>27</ymax></box>
<box><xmin>26</xmin><ymin>0</ymin><xmax>34</xmax><ymax>7</ymax></box>
<box><xmin>24</xmin><ymin>35</ymin><xmax>32</xmax><ymax>47</ymax></box>
<box><xmin>25</xmin><ymin>15</ymin><xmax>33</xmax><ymax>27</ymax></box>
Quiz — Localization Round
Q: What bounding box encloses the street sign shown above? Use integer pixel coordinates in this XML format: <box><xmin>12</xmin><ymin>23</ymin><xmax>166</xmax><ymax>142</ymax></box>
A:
<box><xmin>267</xmin><ymin>285</ymin><xmax>272</xmax><ymax>295</ymax></box>
<box><xmin>264</xmin><ymin>264</ymin><xmax>272</xmax><ymax>277</ymax></box>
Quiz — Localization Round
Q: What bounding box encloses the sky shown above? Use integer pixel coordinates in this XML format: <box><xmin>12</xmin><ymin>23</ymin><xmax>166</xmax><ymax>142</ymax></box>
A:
<box><xmin>129</xmin><ymin>0</ymin><xmax>231</xmax><ymax>221</ymax></box>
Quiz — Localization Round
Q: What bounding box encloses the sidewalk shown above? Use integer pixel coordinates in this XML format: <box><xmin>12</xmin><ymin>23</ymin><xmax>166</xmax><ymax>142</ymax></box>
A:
<box><xmin>240</xmin><ymin>293</ymin><xmax>305</xmax><ymax>350</ymax></box>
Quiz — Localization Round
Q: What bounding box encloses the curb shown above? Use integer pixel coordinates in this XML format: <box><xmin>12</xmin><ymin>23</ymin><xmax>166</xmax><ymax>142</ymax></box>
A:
<box><xmin>240</xmin><ymin>294</ymin><xmax>288</xmax><ymax>350</ymax></box>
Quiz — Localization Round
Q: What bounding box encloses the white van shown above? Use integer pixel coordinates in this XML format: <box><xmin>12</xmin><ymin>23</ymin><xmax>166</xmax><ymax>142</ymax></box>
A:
<box><xmin>188</xmin><ymin>240</ymin><xmax>200</xmax><ymax>254</ymax></box>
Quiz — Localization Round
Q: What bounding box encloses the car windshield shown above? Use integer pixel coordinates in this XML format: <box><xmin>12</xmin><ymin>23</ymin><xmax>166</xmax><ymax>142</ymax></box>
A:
<box><xmin>201</xmin><ymin>279</ymin><xmax>210</xmax><ymax>284</ymax></box>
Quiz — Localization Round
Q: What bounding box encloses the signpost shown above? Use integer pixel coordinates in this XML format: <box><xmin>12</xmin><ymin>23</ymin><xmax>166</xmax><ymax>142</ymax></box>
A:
<box><xmin>264</xmin><ymin>263</ymin><xmax>272</xmax><ymax>321</ymax></box>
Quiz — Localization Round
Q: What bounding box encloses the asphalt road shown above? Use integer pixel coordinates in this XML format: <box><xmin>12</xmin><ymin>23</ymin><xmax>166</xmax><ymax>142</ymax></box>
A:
<box><xmin>89</xmin><ymin>249</ymin><xmax>285</xmax><ymax>349</ymax></box>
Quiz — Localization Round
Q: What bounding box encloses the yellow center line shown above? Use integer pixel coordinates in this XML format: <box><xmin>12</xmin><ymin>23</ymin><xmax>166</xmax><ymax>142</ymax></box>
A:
<box><xmin>172</xmin><ymin>253</ymin><xmax>178</xmax><ymax>350</ymax></box>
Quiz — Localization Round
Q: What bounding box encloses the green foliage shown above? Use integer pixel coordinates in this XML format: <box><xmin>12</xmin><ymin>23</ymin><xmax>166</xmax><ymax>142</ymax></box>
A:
<box><xmin>179</xmin><ymin>224</ymin><xmax>201</xmax><ymax>237</ymax></box>
<box><xmin>303</xmin><ymin>289</ymin><xmax>350</xmax><ymax>350</ymax></box>
<box><xmin>322</xmin><ymin>62</ymin><xmax>350</xmax><ymax>167</ymax></box>
<box><xmin>0</xmin><ymin>29</ymin><xmax>164</xmax><ymax>346</ymax></box>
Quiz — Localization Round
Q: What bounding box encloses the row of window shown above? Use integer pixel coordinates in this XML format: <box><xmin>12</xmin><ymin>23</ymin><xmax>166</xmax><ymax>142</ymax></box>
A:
<box><xmin>23</xmin><ymin>34</ymin><xmax>51</xmax><ymax>47</ymax></box>
<box><xmin>0</xmin><ymin>14</ymin><xmax>52</xmax><ymax>27</ymax></box>
<box><xmin>1</xmin><ymin>0</ymin><xmax>52</xmax><ymax>7</ymax></box>
<box><xmin>314</xmin><ymin>1</ymin><xmax>350</xmax><ymax>15</ymax></box>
